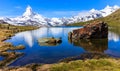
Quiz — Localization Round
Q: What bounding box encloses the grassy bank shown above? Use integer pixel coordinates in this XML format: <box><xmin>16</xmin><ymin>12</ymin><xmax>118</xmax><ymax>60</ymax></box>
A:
<box><xmin>1</xmin><ymin>58</ymin><xmax>120</xmax><ymax>71</ymax></box>
<box><xmin>50</xmin><ymin>58</ymin><xmax>120</xmax><ymax>71</ymax></box>
<box><xmin>0</xmin><ymin>24</ymin><xmax>38</xmax><ymax>43</ymax></box>
<box><xmin>0</xmin><ymin>23</ymin><xmax>38</xmax><ymax>67</ymax></box>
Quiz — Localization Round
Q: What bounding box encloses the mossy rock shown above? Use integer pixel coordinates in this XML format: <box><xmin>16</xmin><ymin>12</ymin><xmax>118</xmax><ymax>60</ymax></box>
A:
<box><xmin>38</xmin><ymin>37</ymin><xmax>62</xmax><ymax>46</ymax></box>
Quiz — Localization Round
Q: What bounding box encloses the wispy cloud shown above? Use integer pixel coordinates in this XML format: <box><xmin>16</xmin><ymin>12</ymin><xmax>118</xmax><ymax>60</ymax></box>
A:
<box><xmin>77</xmin><ymin>11</ymin><xmax>91</xmax><ymax>17</ymax></box>
<box><xmin>15</xmin><ymin>6</ymin><xmax>22</xmax><ymax>9</ymax></box>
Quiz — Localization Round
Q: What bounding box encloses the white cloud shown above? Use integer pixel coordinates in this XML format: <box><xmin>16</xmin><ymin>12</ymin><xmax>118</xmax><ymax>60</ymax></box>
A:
<box><xmin>15</xmin><ymin>6</ymin><xmax>22</xmax><ymax>9</ymax></box>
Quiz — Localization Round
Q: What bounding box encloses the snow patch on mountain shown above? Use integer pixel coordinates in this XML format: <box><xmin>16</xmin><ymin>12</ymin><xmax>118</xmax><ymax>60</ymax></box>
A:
<box><xmin>0</xmin><ymin>5</ymin><xmax>119</xmax><ymax>26</ymax></box>
<box><xmin>101</xmin><ymin>5</ymin><xmax>119</xmax><ymax>17</ymax></box>
<box><xmin>68</xmin><ymin>5</ymin><xmax>119</xmax><ymax>24</ymax></box>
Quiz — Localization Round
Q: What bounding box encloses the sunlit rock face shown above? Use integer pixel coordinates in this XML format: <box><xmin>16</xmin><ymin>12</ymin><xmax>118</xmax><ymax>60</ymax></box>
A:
<box><xmin>69</xmin><ymin>21</ymin><xmax>108</xmax><ymax>39</ymax></box>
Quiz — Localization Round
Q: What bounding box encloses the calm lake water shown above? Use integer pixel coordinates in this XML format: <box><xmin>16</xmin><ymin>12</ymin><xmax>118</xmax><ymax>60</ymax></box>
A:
<box><xmin>5</xmin><ymin>27</ymin><xmax>120</xmax><ymax>66</ymax></box>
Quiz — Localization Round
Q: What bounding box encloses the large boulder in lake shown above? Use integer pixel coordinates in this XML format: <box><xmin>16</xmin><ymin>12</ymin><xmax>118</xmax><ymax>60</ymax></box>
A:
<box><xmin>69</xmin><ymin>21</ymin><xmax>108</xmax><ymax>39</ymax></box>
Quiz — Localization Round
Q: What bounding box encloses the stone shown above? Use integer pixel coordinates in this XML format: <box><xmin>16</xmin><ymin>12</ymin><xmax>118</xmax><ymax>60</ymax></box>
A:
<box><xmin>69</xmin><ymin>21</ymin><xmax>108</xmax><ymax>39</ymax></box>
<box><xmin>46</xmin><ymin>37</ymin><xmax>57</xmax><ymax>44</ymax></box>
<box><xmin>38</xmin><ymin>37</ymin><xmax>62</xmax><ymax>46</ymax></box>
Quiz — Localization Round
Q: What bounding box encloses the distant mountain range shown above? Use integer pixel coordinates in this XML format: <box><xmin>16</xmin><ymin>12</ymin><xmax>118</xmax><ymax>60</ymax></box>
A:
<box><xmin>0</xmin><ymin>5</ymin><xmax>119</xmax><ymax>26</ymax></box>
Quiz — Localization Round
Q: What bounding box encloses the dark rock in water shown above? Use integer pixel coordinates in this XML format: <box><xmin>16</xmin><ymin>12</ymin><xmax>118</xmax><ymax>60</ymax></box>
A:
<box><xmin>69</xmin><ymin>21</ymin><xmax>108</xmax><ymax>39</ymax></box>
<box><xmin>56</xmin><ymin>39</ymin><xmax>62</xmax><ymax>43</ymax></box>
<box><xmin>45</xmin><ymin>37</ymin><xmax>62</xmax><ymax>44</ymax></box>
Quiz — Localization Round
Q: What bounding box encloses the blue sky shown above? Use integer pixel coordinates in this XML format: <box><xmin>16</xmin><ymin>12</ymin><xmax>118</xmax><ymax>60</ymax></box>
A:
<box><xmin>0</xmin><ymin>0</ymin><xmax>120</xmax><ymax>18</ymax></box>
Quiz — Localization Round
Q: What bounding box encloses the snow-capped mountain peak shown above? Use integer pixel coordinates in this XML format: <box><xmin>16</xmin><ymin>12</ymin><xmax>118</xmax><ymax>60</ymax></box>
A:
<box><xmin>0</xmin><ymin>5</ymin><xmax>119</xmax><ymax>26</ymax></box>
<box><xmin>89</xmin><ymin>9</ymin><xmax>98</xmax><ymax>13</ymax></box>
<box><xmin>7</xmin><ymin>6</ymin><xmax>49</xmax><ymax>26</ymax></box>
<box><xmin>23</xmin><ymin>5</ymin><xmax>35</xmax><ymax>17</ymax></box>
<box><xmin>105</xmin><ymin>5</ymin><xmax>112</xmax><ymax>9</ymax></box>
<box><xmin>113</xmin><ymin>5</ymin><xmax>120</xmax><ymax>9</ymax></box>
<box><xmin>101</xmin><ymin>5</ymin><xmax>120</xmax><ymax>17</ymax></box>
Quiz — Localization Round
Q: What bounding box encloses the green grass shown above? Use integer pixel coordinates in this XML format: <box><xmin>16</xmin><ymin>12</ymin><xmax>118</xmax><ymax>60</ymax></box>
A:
<box><xmin>0</xmin><ymin>23</ymin><xmax>38</xmax><ymax>32</ymax></box>
<box><xmin>50</xmin><ymin>59</ymin><xmax>120</xmax><ymax>71</ymax></box>
<box><xmin>0</xmin><ymin>23</ymin><xmax>38</xmax><ymax>67</ymax></box>
<box><xmin>67</xmin><ymin>22</ymin><xmax>87</xmax><ymax>26</ymax></box>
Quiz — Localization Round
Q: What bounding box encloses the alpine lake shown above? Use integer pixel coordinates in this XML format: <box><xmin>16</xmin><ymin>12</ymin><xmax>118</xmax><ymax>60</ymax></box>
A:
<box><xmin>2</xmin><ymin>26</ymin><xmax>120</xmax><ymax>66</ymax></box>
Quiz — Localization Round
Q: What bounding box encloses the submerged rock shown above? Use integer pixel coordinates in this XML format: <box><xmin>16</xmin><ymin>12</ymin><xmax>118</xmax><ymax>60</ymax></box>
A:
<box><xmin>38</xmin><ymin>37</ymin><xmax>62</xmax><ymax>46</ymax></box>
<box><xmin>69</xmin><ymin>21</ymin><xmax>108</xmax><ymax>39</ymax></box>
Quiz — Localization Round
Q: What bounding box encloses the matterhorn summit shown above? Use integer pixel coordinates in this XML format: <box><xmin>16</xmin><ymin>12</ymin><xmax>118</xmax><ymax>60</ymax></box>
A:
<box><xmin>21</xmin><ymin>5</ymin><xmax>45</xmax><ymax>21</ymax></box>
<box><xmin>9</xmin><ymin>6</ymin><xmax>48</xmax><ymax>26</ymax></box>
<box><xmin>23</xmin><ymin>5</ymin><xmax>35</xmax><ymax>17</ymax></box>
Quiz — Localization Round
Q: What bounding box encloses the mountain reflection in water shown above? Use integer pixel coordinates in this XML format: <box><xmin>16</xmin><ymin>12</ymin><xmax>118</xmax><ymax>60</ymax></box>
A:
<box><xmin>5</xmin><ymin>27</ymin><xmax>120</xmax><ymax>66</ymax></box>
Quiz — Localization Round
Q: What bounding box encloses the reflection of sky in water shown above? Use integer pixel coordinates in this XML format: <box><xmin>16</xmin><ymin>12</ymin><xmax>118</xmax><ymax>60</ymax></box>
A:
<box><xmin>5</xmin><ymin>27</ymin><xmax>120</xmax><ymax>66</ymax></box>
<box><xmin>6</xmin><ymin>27</ymin><xmax>86</xmax><ymax>66</ymax></box>
<box><xmin>10</xmin><ymin>27</ymin><xmax>81</xmax><ymax>47</ymax></box>
<box><xmin>108</xmin><ymin>31</ymin><xmax>120</xmax><ymax>42</ymax></box>
<box><xmin>105</xmin><ymin>31</ymin><xmax>120</xmax><ymax>57</ymax></box>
